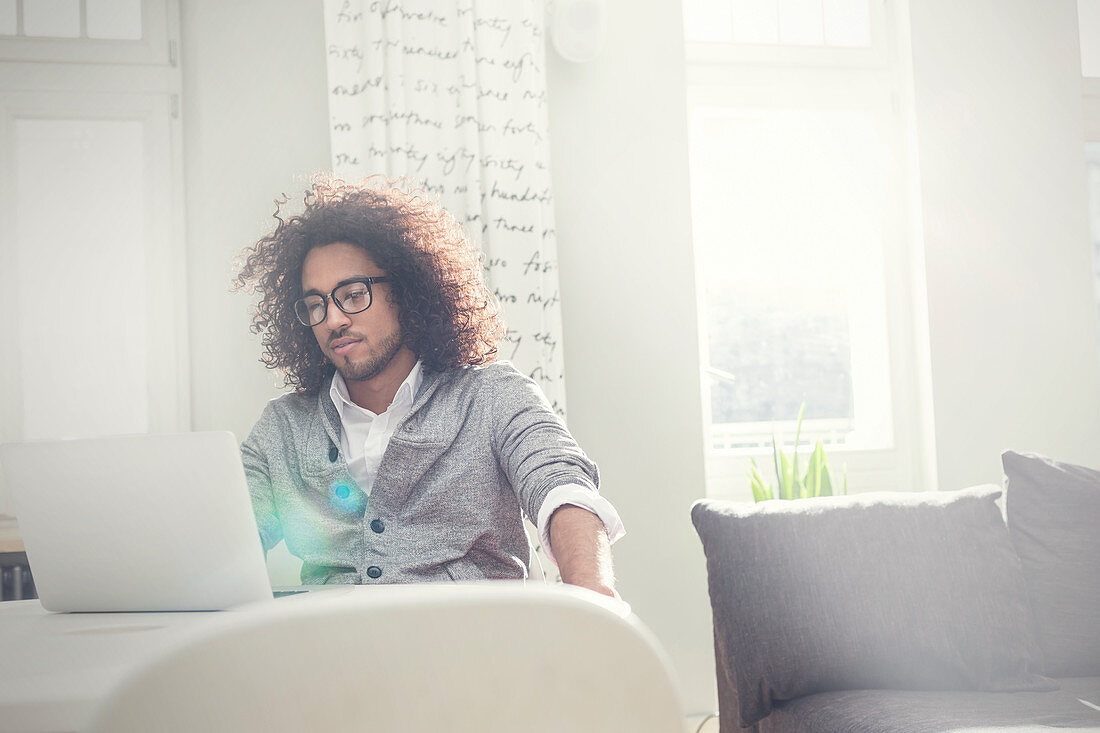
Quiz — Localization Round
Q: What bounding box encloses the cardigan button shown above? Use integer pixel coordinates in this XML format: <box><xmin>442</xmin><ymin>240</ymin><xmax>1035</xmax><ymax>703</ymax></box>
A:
<box><xmin>328</xmin><ymin>445</ymin><xmax>338</xmax><ymax>462</ymax></box>
<box><xmin>370</xmin><ymin>519</ymin><xmax>385</xmax><ymax>534</ymax></box>
<box><xmin>366</xmin><ymin>566</ymin><xmax>382</xmax><ymax>579</ymax></box>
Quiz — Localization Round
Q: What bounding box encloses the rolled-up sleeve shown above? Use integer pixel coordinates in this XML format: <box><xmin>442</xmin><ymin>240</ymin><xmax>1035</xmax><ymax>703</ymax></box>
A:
<box><xmin>536</xmin><ymin>484</ymin><xmax>626</xmax><ymax>565</ymax></box>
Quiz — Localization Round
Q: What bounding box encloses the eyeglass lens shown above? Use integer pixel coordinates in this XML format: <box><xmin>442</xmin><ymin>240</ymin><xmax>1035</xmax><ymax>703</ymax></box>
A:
<box><xmin>294</xmin><ymin>281</ymin><xmax>374</xmax><ymax>327</ymax></box>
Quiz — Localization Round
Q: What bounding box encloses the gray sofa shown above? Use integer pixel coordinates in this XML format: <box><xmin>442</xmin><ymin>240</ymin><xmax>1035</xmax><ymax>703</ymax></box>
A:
<box><xmin>692</xmin><ymin>451</ymin><xmax>1100</xmax><ymax>732</ymax></box>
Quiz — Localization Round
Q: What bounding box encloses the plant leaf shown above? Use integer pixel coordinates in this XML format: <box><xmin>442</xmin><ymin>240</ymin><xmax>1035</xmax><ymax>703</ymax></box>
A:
<box><xmin>771</xmin><ymin>427</ymin><xmax>782</xmax><ymax>493</ymax></box>
<box><xmin>818</xmin><ymin>444</ymin><xmax>834</xmax><ymax>497</ymax></box>
<box><xmin>779</xmin><ymin>450</ymin><xmax>795</xmax><ymax>500</ymax></box>
<box><xmin>803</xmin><ymin>440</ymin><xmax>824</xmax><ymax>497</ymax></box>
<box><xmin>749</xmin><ymin>457</ymin><xmax>773</xmax><ymax>502</ymax></box>
<box><xmin>792</xmin><ymin>401</ymin><xmax>805</xmax><ymax>482</ymax></box>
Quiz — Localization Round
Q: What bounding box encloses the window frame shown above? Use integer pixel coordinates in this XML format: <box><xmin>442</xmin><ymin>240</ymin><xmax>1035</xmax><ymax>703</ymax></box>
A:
<box><xmin>0</xmin><ymin>0</ymin><xmax>170</xmax><ymax>65</ymax></box>
<box><xmin>1080</xmin><ymin>76</ymin><xmax>1100</xmax><ymax>393</ymax></box>
<box><xmin>683</xmin><ymin>0</ymin><xmax>891</xmax><ymax>66</ymax></box>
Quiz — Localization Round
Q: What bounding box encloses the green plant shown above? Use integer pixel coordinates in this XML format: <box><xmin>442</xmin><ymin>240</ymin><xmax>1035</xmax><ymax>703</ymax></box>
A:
<box><xmin>749</xmin><ymin>402</ymin><xmax>848</xmax><ymax>502</ymax></box>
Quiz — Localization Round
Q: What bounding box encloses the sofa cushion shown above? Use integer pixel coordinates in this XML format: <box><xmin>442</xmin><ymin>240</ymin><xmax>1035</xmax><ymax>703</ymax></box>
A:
<box><xmin>1003</xmin><ymin>450</ymin><xmax>1100</xmax><ymax>677</ymax></box>
<box><xmin>761</xmin><ymin>676</ymin><xmax>1100</xmax><ymax>733</ymax></box>
<box><xmin>692</xmin><ymin>487</ymin><xmax>1055</xmax><ymax>729</ymax></box>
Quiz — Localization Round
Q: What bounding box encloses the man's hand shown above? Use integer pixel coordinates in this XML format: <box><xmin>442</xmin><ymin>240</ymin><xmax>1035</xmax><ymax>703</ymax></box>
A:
<box><xmin>547</xmin><ymin>505</ymin><xmax>619</xmax><ymax>599</ymax></box>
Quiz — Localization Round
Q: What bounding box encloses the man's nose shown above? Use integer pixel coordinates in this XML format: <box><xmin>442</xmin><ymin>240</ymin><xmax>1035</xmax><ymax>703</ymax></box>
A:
<box><xmin>323</xmin><ymin>301</ymin><xmax>352</xmax><ymax>330</ymax></box>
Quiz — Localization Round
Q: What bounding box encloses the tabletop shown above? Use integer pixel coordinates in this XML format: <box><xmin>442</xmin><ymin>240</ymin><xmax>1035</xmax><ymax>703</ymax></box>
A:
<box><xmin>0</xmin><ymin>587</ymin><xmax>353</xmax><ymax>733</ymax></box>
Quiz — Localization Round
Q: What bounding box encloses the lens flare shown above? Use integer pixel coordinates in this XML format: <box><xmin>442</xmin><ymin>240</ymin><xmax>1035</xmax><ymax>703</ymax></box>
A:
<box><xmin>328</xmin><ymin>480</ymin><xmax>365</xmax><ymax>515</ymax></box>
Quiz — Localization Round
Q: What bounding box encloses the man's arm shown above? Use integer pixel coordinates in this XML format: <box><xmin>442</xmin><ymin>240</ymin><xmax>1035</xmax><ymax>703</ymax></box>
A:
<box><xmin>548</xmin><ymin>505</ymin><xmax>619</xmax><ymax>598</ymax></box>
<box><xmin>488</xmin><ymin>365</ymin><xmax>624</xmax><ymax>595</ymax></box>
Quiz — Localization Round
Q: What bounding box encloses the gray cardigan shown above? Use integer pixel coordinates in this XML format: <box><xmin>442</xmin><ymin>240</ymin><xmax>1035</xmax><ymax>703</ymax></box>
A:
<box><xmin>241</xmin><ymin>361</ymin><xmax>601</xmax><ymax>585</ymax></box>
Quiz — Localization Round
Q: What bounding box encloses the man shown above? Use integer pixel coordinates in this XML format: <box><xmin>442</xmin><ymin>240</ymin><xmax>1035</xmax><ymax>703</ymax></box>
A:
<box><xmin>235</xmin><ymin>177</ymin><xmax>624</xmax><ymax>597</ymax></box>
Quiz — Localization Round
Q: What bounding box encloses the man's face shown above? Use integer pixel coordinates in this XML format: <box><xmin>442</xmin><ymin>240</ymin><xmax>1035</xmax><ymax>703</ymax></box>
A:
<box><xmin>300</xmin><ymin>241</ymin><xmax>404</xmax><ymax>383</ymax></box>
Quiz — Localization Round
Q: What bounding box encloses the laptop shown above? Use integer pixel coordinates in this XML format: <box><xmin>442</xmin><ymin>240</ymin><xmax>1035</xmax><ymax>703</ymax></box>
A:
<box><xmin>0</xmin><ymin>431</ymin><xmax>277</xmax><ymax>612</ymax></box>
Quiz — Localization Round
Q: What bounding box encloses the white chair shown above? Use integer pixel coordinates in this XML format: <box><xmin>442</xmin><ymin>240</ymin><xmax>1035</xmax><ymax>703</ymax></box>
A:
<box><xmin>84</xmin><ymin>583</ymin><xmax>684</xmax><ymax>732</ymax></box>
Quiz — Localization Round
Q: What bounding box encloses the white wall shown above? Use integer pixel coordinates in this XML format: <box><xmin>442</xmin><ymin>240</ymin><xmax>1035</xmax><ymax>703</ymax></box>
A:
<box><xmin>544</xmin><ymin>0</ymin><xmax>715</xmax><ymax>715</ymax></box>
<box><xmin>181</xmin><ymin>0</ymin><xmax>331</xmax><ymax>440</ymax></box>
<box><xmin>909</xmin><ymin>0</ymin><xmax>1100</xmax><ymax>491</ymax></box>
<box><xmin>180</xmin><ymin>0</ymin><xmax>331</xmax><ymax>586</ymax></box>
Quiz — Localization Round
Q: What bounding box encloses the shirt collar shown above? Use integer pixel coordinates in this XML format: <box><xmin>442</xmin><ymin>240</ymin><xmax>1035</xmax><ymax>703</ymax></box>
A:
<box><xmin>329</xmin><ymin>359</ymin><xmax>424</xmax><ymax>419</ymax></box>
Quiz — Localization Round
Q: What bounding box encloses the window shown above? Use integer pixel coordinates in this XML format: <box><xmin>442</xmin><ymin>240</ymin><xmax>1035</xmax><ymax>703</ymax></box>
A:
<box><xmin>0</xmin><ymin>0</ymin><xmax>170</xmax><ymax>64</ymax></box>
<box><xmin>0</xmin><ymin>0</ymin><xmax>185</xmax><ymax>519</ymax></box>
<box><xmin>684</xmin><ymin>0</ymin><xmax>931</xmax><ymax>497</ymax></box>
<box><xmin>684</xmin><ymin>0</ymin><xmax>871</xmax><ymax>47</ymax></box>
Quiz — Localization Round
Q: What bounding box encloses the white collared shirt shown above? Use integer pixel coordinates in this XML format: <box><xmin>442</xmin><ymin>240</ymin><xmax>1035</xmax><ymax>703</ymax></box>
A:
<box><xmin>329</xmin><ymin>361</ymin><xmax>624</xmax><ymax>566</ymax></box>
<box><xmin>330</xmin><ymin>361</ymin><xmax>423</xmax><ymax>497</ymax></box>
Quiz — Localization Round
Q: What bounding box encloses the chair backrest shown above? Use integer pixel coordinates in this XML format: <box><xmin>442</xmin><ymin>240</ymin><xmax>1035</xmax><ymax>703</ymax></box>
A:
<box><xmin>84</xmin><ymin>583</ymin><xmax>684</xmax><ymax>733</ymax></box>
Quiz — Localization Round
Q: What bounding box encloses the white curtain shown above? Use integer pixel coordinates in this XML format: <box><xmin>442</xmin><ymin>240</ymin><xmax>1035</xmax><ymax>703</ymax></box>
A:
<box><xmin>323</xmin><ymin>0</ymin><xmax>568</xmax><ymax>417</ymax></box>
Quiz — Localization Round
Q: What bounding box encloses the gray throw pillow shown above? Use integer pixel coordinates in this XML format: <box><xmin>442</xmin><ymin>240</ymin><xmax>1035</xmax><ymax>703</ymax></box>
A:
<box><xmin>692</xmin><ymin>487</ymin><xmax>1055</xmax><ymax>729</ymax></box>
<box><xmin>1003</xmin><ymin>450</ymin><xmax>1100</xmax><ymax>677</ymax></box>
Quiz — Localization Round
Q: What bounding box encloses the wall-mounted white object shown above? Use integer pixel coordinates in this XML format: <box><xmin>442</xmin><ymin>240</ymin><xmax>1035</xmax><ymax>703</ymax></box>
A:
<box><xmin>550</xmin><ymin>0</ymin><xmax>607</xmax><ymax>62</ymax></box>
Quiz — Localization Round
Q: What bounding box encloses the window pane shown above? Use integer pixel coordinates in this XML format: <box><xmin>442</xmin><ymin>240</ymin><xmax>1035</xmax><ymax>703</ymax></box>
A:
<box><xmin>15</xmin><ymin>119</ymin><xmax>149</xmax><ymax>439</ymax></box>
<box><xmin>823</xmin><ymin>0</ymin><xmax>869</xmax><ymax>46</ymax></box>
<box><xmin>23</xmin><ymin>0</ymin><xmax>80</xmax><ymax>37</ymax></box>
<box><xmin>87</xmin><ymin>0</ymin><xmax>143</xmax><ymax>40</ymax></box>
<box><xmin>778</xmin><ymin>0</ymin><xmax>823</xmax><ymax>45</ymax></box>
<box><xmin>721</xmin><ymin>0</ymin><xmax>870</xmax><ymax>48</ymax></box>
<box><xmin>689</xmin><ymin>107</ymin><xmax>894</xmax><ymax>449</ymax></box>
<box><xmin>732</xmin><ymin>0</ymin><xmax>779</xmax><ymax>44</ymax></box>
<box><xmin>1080</xmin><ymin>0</ymin><xmax>1100</xmax><ymax>77</ymax></box>
<box><xmin>0</xmin><ymin>0</ymin><xmax>16</xmax><ymax>35</ymax></box>
<box><xmin>684</xmin><ymin>0</ymin><xmax>733</xmax><ymax>42</ymax></box>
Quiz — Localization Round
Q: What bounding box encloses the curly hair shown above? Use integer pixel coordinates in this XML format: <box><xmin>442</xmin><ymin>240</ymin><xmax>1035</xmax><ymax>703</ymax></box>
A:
<box><xmin>234</xmin><ymin>175</ymin><xmax>506</xmax><ymax>394</ymax></box>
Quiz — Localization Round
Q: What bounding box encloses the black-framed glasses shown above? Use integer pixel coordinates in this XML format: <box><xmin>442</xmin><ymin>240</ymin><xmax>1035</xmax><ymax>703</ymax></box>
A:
<box><xmin>293</xmin><ymin>277</ymin><xmax>392</xmax><ymax>327</ymax></box>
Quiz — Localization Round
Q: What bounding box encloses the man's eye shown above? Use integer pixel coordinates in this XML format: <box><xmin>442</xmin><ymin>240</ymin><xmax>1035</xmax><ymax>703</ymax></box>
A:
<box><xmin>343</xmin><ymin>290</ymin><xmax>367</xmax><ymax>305</ymax></box>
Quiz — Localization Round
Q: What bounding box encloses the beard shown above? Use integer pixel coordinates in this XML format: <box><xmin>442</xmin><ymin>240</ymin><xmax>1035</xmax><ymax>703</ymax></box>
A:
<box><xmin>332</xmin><ymin>328</ymin><xmax>404</xmax><ymax>383</ymax></box>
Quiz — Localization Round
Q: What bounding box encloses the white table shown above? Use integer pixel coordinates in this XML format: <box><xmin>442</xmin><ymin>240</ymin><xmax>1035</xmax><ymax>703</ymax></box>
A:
<box><xmin>0</xmin><ymin>588</ymin><xmax>352</xmax><ymax>733</ymax></box>
<box><xmin>1</xmin><ymin>586</ymin><xmax>693</xmax><ymax>733</ymax></box>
